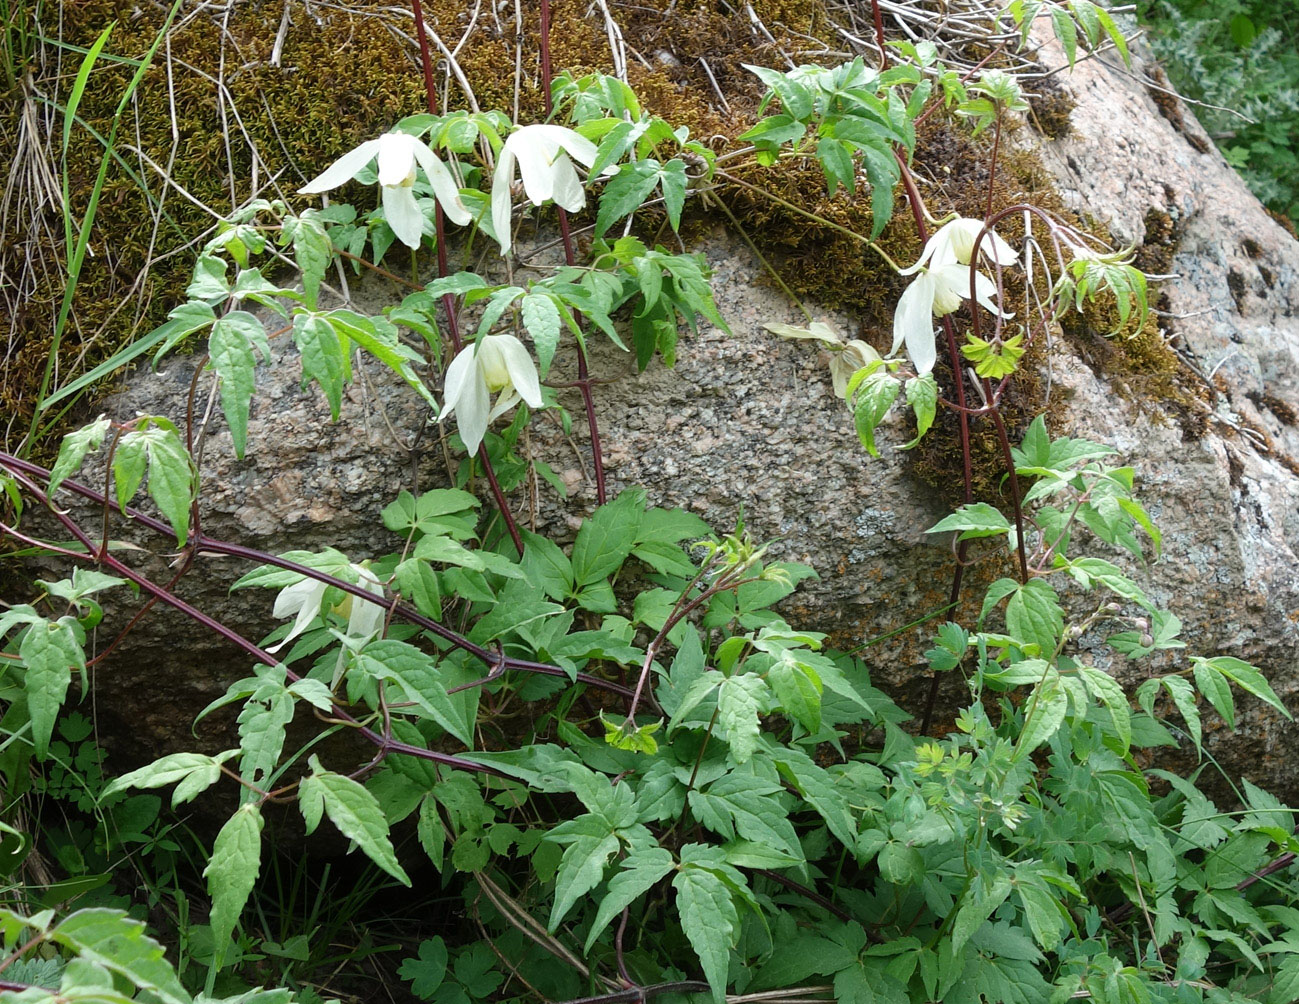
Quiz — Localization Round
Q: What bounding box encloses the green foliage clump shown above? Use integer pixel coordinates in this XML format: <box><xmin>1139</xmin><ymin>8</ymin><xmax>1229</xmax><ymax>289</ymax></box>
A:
<box><xmin>1138</xmin><ymin>0</ymin><xmax>1299</xmax><ymax>220</ymax></box>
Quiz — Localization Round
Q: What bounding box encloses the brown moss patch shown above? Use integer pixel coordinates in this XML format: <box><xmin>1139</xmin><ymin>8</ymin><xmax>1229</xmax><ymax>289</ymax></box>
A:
<box><xmin>1027</xmin><ymin>75</ymin><xmax>1075</xmax><ymax>140</ymax></box>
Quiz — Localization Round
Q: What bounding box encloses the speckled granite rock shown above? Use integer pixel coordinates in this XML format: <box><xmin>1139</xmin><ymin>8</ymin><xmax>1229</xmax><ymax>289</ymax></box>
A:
<box><xmin>74</xmin><ymin>36</ymin><xmax>1299</xmax><ymax>795</ymax></box>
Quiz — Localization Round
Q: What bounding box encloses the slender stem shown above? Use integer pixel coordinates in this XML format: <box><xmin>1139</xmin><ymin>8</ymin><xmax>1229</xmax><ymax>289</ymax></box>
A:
<box><xmin>0</xmin><ymin>453</ymin><xmax>632</xmax><ymax>701</ymax></box>
<box><xmin>540</xmin><ymin>0</ymin><xmax>607</xmax><ymax>504</ymax></box>
<box><xmin>870</xmin><ymin>0</ymin><xmax>889</xmax><ymax>67</ymax></box>
<box><xmin>985</xmin><ymin>117</ymin><xmax>1002</xmax><ymax>221</ymax></box>
<box><xmin>408</xmin><ymin>0</ymin><xmax>524</xmax><ymax>554</ymax></box>
<box><xmin>988</xmin><ymin>401</ymin><xmax>1029</xmax><ymax>583</ymax></box>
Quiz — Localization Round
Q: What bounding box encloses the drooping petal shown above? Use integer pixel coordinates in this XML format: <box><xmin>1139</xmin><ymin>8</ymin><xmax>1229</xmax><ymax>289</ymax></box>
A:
<box><xmin>382</xmin><ymin>183</ymin><xmax>426</xmax><ymax>249</ymax></box>
<box><xmin>409</xmin><ymin>138</ymin><xmax>472</xmax><ymax>226</ymax></box>
<box><xmin>298</xmin><ymin>139</ymin><xmax>382</xmax><ymax>194</ymax></box>
<box><xmin>549</xmin><ymin>125</ymin><xmax>601</xmax><ymax>169</ymax></box>
<box><xmin>976</xmin><ymin>228</ymin><xmax>1019</xmax><ymax>267</ymax></box>
<box><xmin>906</xmin><ymin>314</ymin><xmax>939</xmax><ymax>377</ymax></box>
<box><xmin>490</xmin><ymin>144</ymin><xmax>517</xmax><ymax>254</ymax></box>
<box><xmin>970</xmin><ymin>269</ymin><xmax>1014</xmax><ymax>318</ymax></box>
<box><xmin>511</xmin><ymin>132</ymin><xmax>558</xmax><ymax>207</ymax></box>
<box><xmin>486</xmin><ymin>386</ymin><xmax>521</xmax><ymax>424</ymax></box>
<box><xmin>893</xmin><ymin>274</ymin><xmax>936</xmax><ymax>355</ymax></box>
<box><xmin>897</xmin><ymin>234</ymin><xmax>941</xmax><ymax>276</ymax></box>
<box><xmin>376</xmin><ymin>133</ymin><xmax>418</xmax><ymax>187</ymax></box>
<box><xmin>548</xmin><ymin>153</ymin><xmax>586</xmax><ymax>213</ymax></box>
<box><xmin>346</xmin><ymin>564</ymin><xmax>387</xmax><ymax>641</ymax></box>
<box><xmin>930</xmin><ymin>265</ymin><xmax>969</xmax><ymax>316</ymax></box>
<box><xmin>439</xmin><ymin>342</ymin><xmax>478</xmax><ymax>419</ymax></box>
<box><xmin>492</xmin><ymin>334</ymin><xmax>543</xmax><ymax>408</ymax></box>
<box><xmin>440</xmin><ymin>344</ymin><xmax>493</xmax><ymax>456</ymax></box>
<box><xmin>268</xmin><ymin>578</ymin><xmax>329</xmax><ymax>653</ymax></box>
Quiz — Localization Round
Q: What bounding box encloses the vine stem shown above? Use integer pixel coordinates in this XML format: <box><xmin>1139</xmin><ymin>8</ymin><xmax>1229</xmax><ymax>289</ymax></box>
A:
<box><xmin>0</xmin><ymin>453</ymin><xmax>634</xmax><ymax>702</ymax></box>
<box><xmin>540</xmin><ymin>0</ymin><xmax>607</xmax><ymax>505</ymax></box>
<box><xmin>409</xmin><ymin>0</ymin><xmax>524</xmax><ymax>554</ymax></box>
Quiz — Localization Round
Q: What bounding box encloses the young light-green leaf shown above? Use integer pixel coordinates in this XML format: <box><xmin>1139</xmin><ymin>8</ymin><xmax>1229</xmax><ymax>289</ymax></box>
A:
<box><xmin>297</xmin><ymin>762</ymin><xmax>411</xmax><ymax>884</ymax></box>
<box><xmin>204</xmin><ymin>804</ymin><xmax>264</xmax><ymax>970</ymax></box>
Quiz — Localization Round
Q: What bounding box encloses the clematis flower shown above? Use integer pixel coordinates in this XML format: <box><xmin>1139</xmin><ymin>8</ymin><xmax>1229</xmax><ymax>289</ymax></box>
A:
<box><xmin>267</xmin><ymin>564</ymin><xmax>386</xmax><ymax>655</ymax></box>
<box><xmin>901</xmin><ymin>216</ymin><xmax>1018</xmax><ymax>275</ymax></box>
<box><xmin>438</xmin><ymin>334</ymin><xmax>543</xmax><ymax>456</ymax></box>
<box><xmin>490</xmin><ymin>124</ymin><xmax>604</xmax><ymax>254</ymax></box>
<box><xmin>892</xmin><ymin>263</ymin><xmax>1009</xmax><ymax>376</ymax></box>
<box><xmin>829</xmin><ymin>339</ymin><xmax>882</xmax><ymax>398</ymax></box>
<box><xmin>299</xmin><ymin>132</ymin><xmax>471</xmax><ymax>249</ymax></box>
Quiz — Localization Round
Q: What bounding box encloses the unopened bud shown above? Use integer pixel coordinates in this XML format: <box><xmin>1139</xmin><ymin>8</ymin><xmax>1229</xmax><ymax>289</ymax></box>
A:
<box><xmin>1068</xmin><ymin>626</ymin><xmax>1083</xmax><ymax>640</ymax></box>
<box><xmin>1140</xmin><ymin>633</ymin><xmax>1155</xmax><ymax>648</ymax></box>
<box><xmin>1133</xmin><ymin>617</ymin><xmax>1149</xmax><ymax>632</ymax></box>
<box><xmin>1105</xmin><ymin>602</ymin><xmax>1121</xmax><ymax>614</ymax></box>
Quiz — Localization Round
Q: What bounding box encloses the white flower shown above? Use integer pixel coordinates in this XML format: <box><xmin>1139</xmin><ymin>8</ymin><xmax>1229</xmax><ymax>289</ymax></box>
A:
<box><xmin>299</xmin><ymin>132</ymin><xmax>471</xmax><ymax>249</ymax></box>
<box><xmin>901</xmin><ymin>217</ymin><xmax>1018</xmax><ymax>275</ymax></box>
<box><xmin>267</xmin><ymin>564</ymin><xmax>386</xmax><ymax>655</ymax></box>
<box><xmin>829</xmin><ymin>339</ymin><xmax>882</xmax><ymax>398</ymax></box>
<box><xmin>490</xmin><ymin>124</ymin><xmax>604</xmax><ymax>254</ymax></box>
<box><xmin>892</xmin><ymin>264</ymin><xmax>1009</xmax><ymax>376</ymax></box>
<box><xmin>438</xmin><ymin>334</ymin><xmax>543</xmax><ymax>456</ymax></box>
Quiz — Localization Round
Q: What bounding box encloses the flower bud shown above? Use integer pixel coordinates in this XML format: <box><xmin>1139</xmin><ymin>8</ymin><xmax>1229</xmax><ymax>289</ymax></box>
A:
<box><xmin>1140</xmin><ymin>633</ymin><xmax>1154</xmax><ymax>648</ymax></box>
<box><xmin>1105</xmin><ymin>602</ymin><xmax>1121</xmax><ymax>613</ymax></box>
<box><xmin>1133</xmin><ymin>617</ymin><xmax>1149</xmax><ymax>632</ymax></box>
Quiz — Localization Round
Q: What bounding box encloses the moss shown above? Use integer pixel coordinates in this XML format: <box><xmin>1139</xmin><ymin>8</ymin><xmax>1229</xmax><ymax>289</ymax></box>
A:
<box><xmin>1027</xmin><ymin>75</ymin><xmax>1075</xmax><ymax>140</ymax></box>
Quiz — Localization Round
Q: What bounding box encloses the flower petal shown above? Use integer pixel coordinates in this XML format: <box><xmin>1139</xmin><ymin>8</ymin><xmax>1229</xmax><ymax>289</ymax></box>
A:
<box><xmin>511</xmin><ymin>132</ymin><xmax>557</xmax><ymax>206</ymax></box>
<box><xmin>440</xmin><ymin>344</ymin><xmax>492</xmax><ymax>456</ymax></box>
<box><xmin>346</xmin><ymin>565</ymin><xmax>387</xmax><ymax>641</ymax></box>
<box><xmin>486</xmin><ymin>387</ymin><xmax>521</xmax><ymax>423</ymax></box>
<box><xmin>548</xmin><ymin>125</ymin><xmax>600</xmax><ymax>169</ymax></box>
<box><xmin>376</xmin><ymin>133</ymin><xmax>417</xmax><ymax>187</ymax></box>
<box><xmin>906</xmin><ymin>316</ymin><xmax>939</xmax><ymax>377</ymax></box>
<box><xmin>383</xmin><ymin>184</ymin><xmax>426</xmax><ymax>249</ymax></box>
<box><xmin>439</xmin><ymin>343</ymin><xmax>478</xmax><ymax>419</ymax></box>
<box><xmin>409</xmin><ymin>138</ymin><xmax>472</xmax><ymax>226</ymax></box>
<box><xmin>971</xmin><ymin>269</ymin><xmax>1014</xmax><ymax>318</ymax></box>
<box><xmin>298</xmin><ymin>139</ymin><xmax>382</xmax><ymax>194</ymax></box>
<box><xmin>930</xmin><ymin>264</ymin><xmax>969</xmax><ymax>316</ymax></box>
<box><xmin>977</xmin><ymin>228</ymin><xmax>1018</xmax><ymax>267</ymax></box>
<box><xmin>893</xmin><ymin>273</ymin><xmax>935</xmax><ymax>355</ymax></box>
<box><xmin>492</xmin><ymin>334</ymin><xmax>543</xmax><ymax>408</ymax></box>
<box><xmin>548</xmin><ymin>154</ymin><xmax>586</xmax><ymax>213</ymax></box>
<box><xmin>268</xmin><ymin>578</ymin><xmax>329</xmax><ymax>653</ymax></box>
<box><xmin>490</xmin><ymin>145</ymin><xmax>516</xmax><ymax>254</ymax></box>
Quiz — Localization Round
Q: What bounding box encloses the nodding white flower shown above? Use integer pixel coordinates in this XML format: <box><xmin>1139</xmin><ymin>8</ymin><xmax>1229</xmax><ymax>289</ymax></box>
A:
<box><xmin>829</xmin><ymin>339</ymin><xmax>882</xmax><ymax>398</ymax></box>
<box><xmin>893</xmin><ymin>264</ymin><xmax>1009</xmax><ymax>376</ymax></box>
<box><xmin>901</xmin><ymin>217</ymin><xmax>1018</xmax><ymax>275</ymax></box>
<box><xmin>491</xmin><ymin>124</ymin><xmax>604</xmax><ymax>254</ymax></box>
<box><xmin>299</xmin><ymin>132</ymin><xmax>471</xmax><ymax>249</ymax></box>
<box><xmin>439</xmin><ymin>334</ymin><xmax>543</xmax><ymax>457</ymax></box>
<box><xmin>267</xmin><ymin>564</ymin><xmax>386</xmax><ymax>655</ymax></box>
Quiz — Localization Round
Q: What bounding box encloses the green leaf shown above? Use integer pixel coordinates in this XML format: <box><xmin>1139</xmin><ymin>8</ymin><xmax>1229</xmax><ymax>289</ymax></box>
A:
<box><xmin>834</xmin><ymin>960</ymin><xmax>909</xmax><ymax>1004</ymax></box>
<box><xmin>951</xmin><ymin>869</ymin><xmax>1012</xmax><ymax>955</ymax></box>
<box><xmin>20</xmin><ymin>617</ymin><xmax>86</xmax><ymax>759</ymax></box>
<box><xmin>112</xmin><ymin>421</ymin><xmax>195</xmax><ymax>545</ymax></box>
<box><xmin>521</xmin><ymin>293</ymin><xmax>562</xmax><ymax>376</ymax></box>
<box><xmin>1014</xmin><ymin>673</ymin><xmax>1068</xmax><ymax>758</ymax></box>
<box><xmin>322</xmin><ymin>309</ymin><xmax>437</xmax><ymax>409</ymax></box>
<box><xmin>1079</xmin><ymin>665</ymin><xmax>1132</xmax><ymax>750</ymax></box>
<box><xmin>285</xmin><ymin>211</ymin><xmax>331</xmax><ymax>308</ymax></box>
<box><xmin>399</xmin><ymin>937</ymin><xmax>449</xmax><ymax>999</ymax></box>
<box><xmin>50</xmin><ymin>909</ymin><xmax>188</xmax><ymax>1004</ymax></box>
<box><xmin>674</xmin><ymin>846</ymin><xmax>747</xmax><ymax>1004</ymax></box>
<box><xmin>571</xmin><ymin>489</ymin><xmax>646</xmax><ymax>585</ymax></box>
<box><xmin>901</xmin><ymin>373</ymin><xmax>937</xmax><ymax>448</ymax></box>
<box><xmin>1193</xmin><ymin>659</ymin><xmax>1235</xmax><ymax>726</ymax></box>
<box><xmin>352</xmin><ymin>639</ymin><xmax>472</xmax><ymax>745</ymax></box>
<box><xmin>48</xmin><ymin>417</ymin><xmax>112</xmax><ymax>496</ymax></box>
<box><xmin>718</xmin><ymin>674</ymin><xmax>769</xmax><ymax>763</ymax></box>
<box><xmin>204</xmin><ymin>804</ymin><xmax>264</xmax><ymax>970</ymax></box>
<box><xmin>103</xmin><ymin>750</ymin><xmax>237</xmax><ymax>807</ymax></box>
<box><xmin>297</xmin><ymin>758</ymin><xmax>411</xmax><ymax>884</ymax></box>
<box><xmin>1200</xmin><ymin>656</ymin><xmax>1291</xmax><ymax>720</ymax></box>
<box><xmin>293</xmin><ymin>314</ymin><xmax>348</xmax><ymax>421</ymax></box>
<box><xmin>688</xmin><ymin>773</ymin><xmax>801</xmax><ymax>859</ymax></box>
<box><xmin>585</xmin><ymin>847</ymin><xmax>675</xmax><ymax>952</ymax></box>
<box><xmin>209</xmin><ymin>310</ymin><xmax>268</xmax><ymax>458</ymax></box>
<box><xmin>548</xmin><ymin>820</ymin><xmax>620</xmax><ymax>929</ymax></box>
<box><xmin>1005</xmin><ymin>579</ymin><xmax>1063</xmax><ymax>656</ymax></box>
<box><xmin>769</xmin><ymin>656</ymin><xmax>822</xmax><ymax>733</ymax></box>
<box><xmin>927</xmin><ymin>502</ymin><xmax>1011</xmax><ymax>540</ymax></box>
<box><xmin>852</xmin><ymin>371</ymin><xmax>900</xmax><ymax>457</ymax></box>
<box><xmin>595</xmin><ymin>161</ymin><xmax>662</xmax><ymax>237</ymax></box>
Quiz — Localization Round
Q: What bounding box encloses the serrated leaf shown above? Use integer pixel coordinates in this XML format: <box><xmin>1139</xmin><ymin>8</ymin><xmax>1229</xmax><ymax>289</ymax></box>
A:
<box><xmin>585</xmin><ymin>847</ymin><xmax>675</xmax><ymax>952</ymax></box>
<box><xmin>852</xmin><ymin>371</ymin><xmax>900</xmax><ymax>457</ymax></box>
<box><xmin>718</xmin><ymin>674</ymin><xmax>768</xmax><ymax>763</ymax></box>
<box><xmin>293</xmin><ymin>314</ymin><xmax>347</xmax><ymax>421</ymax></box>
<box><xmin>519</xmin><ymin>292</ymin><xmax>562</xmax><ymax>378</ymax></box>
<box><xmin>51</xmin><ymin>909</ymin><xmax>188</xmax><ymax>1004</ymax></box>
<box><xmin>1079</xmin><ymin>665</ymin><xmax>1131</xmax><ymax>750</ymax></box>
<box><xmin>769</xmin><ymin>656</ymin><xmax>822</xmax><ymax>733</ymax></box>
<box><xmin>1203</xmin><ymin>656</ymin><xmax>1291</xmax><ymax>720</ymax></box>
<box><xmin>209</xmin><ymin>310</ymin><xmax>268</xmax><ymax>459</ymax></box>
<box><xmin>927</xmin><ymin>503</ymin><xmax>1011</xmax><ymax>540</ymax></box>
<box><xmin>572</xmin><ymin>489</ymin><xmax>645</xmax><ymax>585</ymax></box>
<box><xmin>352</xmin><ymin>639</ymin><xmax>472</xmax><ymax>745</ymax></box>
<box><xmin>48</xmin><ymin>417</ymin><xmax>112</xmax><ymax>496</ymax></box>
<box><xmin>1193</xmin><ymin>659</ymin><xmax>1235</xmax><ymax>727</ymax></box>
<box><xmin>204</xmin><ymin>805</ymin><xmax>264</xmax><ymax>970</ymax></box>
<box><xmin>103</xmin><ymin>751</ymin><xmax>236</xmax><ymax>807</ymax></box>
<box><xmin>287</xmin><ymin>212</ymin><xmax>331</xmax><ymax>309</ymax></box>
<box><xmin>673</xmin><ymin>849</ymin><xmax>744</xmax><ymax>1004</ymax></box>
<box><xmin>112</xmin><ymin>422</ymin><xmax>195</xmax><ymax>545</ymax></box>
<box><xmin>1005</xmin><ymin>579</ymin><xmax>1063</xmax><ymax>656</ymax></box>
<box><xmin>901</xmin><ymin>373</ymin><xmax>937</xmax><ymax>449</ymax></box>
<box><xmin>1015</xmin><ymin>673</ymin><xmax>1068</xmax><ymax>758</ymax></box>
<box><xmin>595</xmin><ymin>161</ymin><xmax>662</xmax><ymax>237</ymax></box>
<box><xmin>297</xmin><ymin>760</ymin><xmax>411</xmax><ymax>884</ymax></box>
<box><xmin>20</xmin><ymin>617</ymin><xmax>85</xmax><ymax>759</ymax></box>
<box><xmin>549</xmin><ymin>826</ymin><xmax>620</xmax><ymax>929</ymax></box>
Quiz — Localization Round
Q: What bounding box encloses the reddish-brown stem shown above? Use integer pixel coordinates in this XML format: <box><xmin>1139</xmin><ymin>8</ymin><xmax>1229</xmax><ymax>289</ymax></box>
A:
<box><xmin>407</xmin><ymin>0</ymin><xmax>525</xmax><ymax>554</ymax></box>
<box><xmin>540</xmin><ymin>0</ymin><xmax>608</xmax><ymax>504</ymax></box>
